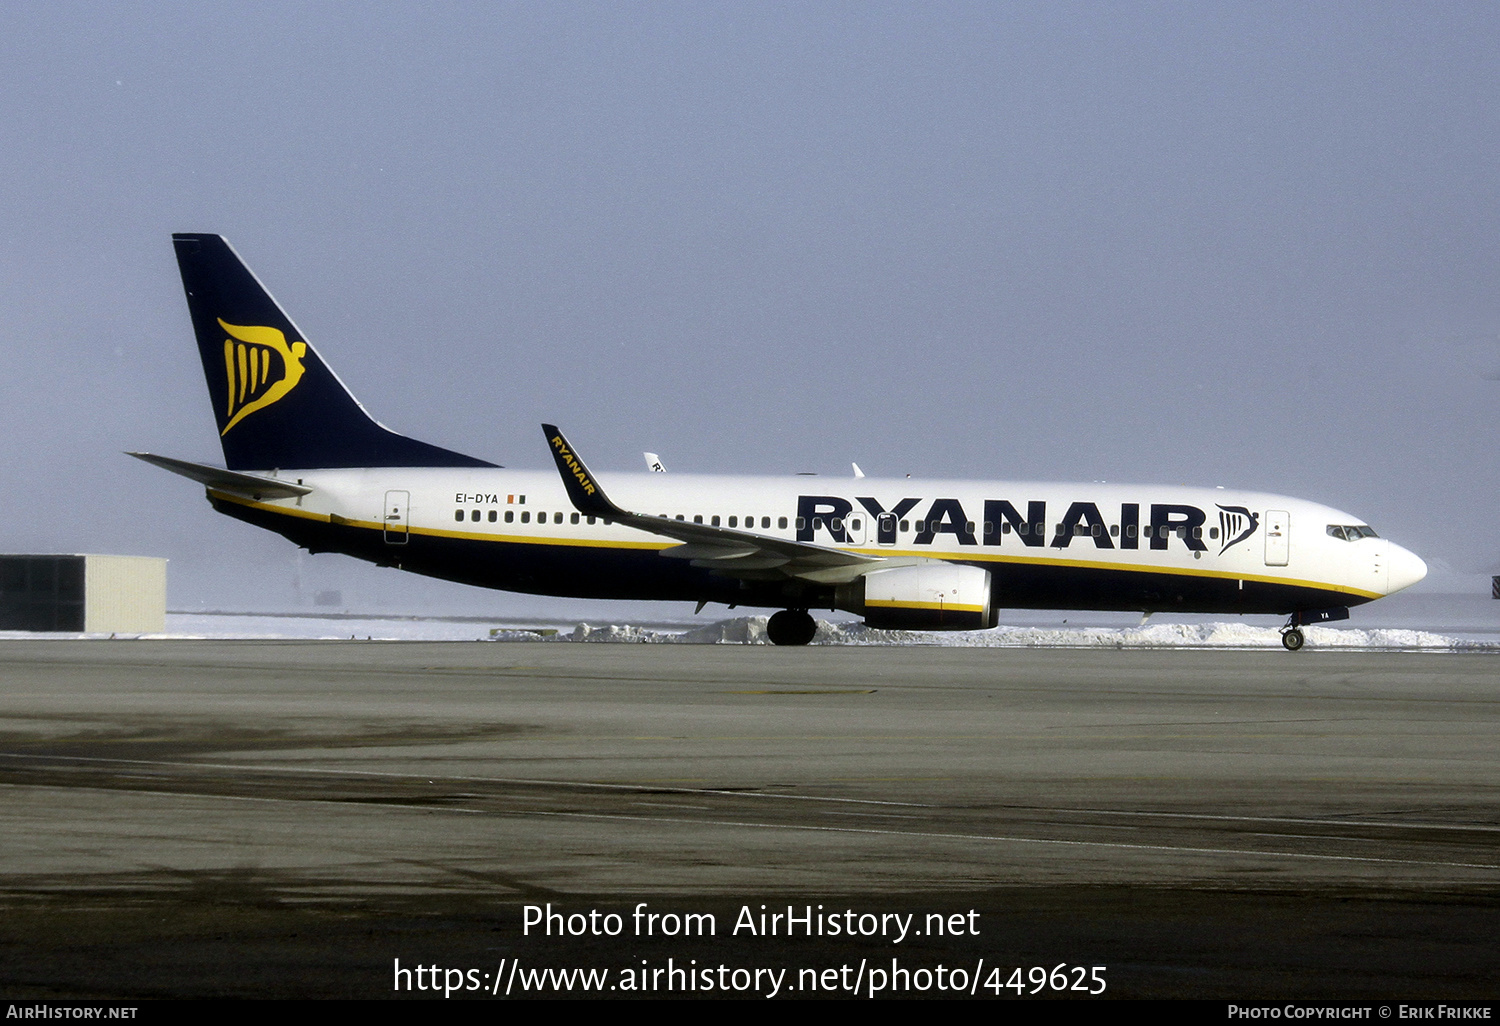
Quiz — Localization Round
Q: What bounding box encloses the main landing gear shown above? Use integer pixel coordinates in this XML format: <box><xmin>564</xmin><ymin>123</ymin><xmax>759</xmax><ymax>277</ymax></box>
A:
<box><xmin>1280</xmin><ymin>627</ymin><xmax>1304</xmax><ymax>652</ymax></box>
<box><xmin>767</xmin><ymin>609</ymin><xmax>817</xmax><ymax>647</ymax></box>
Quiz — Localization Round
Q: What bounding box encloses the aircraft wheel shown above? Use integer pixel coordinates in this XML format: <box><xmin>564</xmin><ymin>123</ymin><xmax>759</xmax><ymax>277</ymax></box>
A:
<box><xmin>767</xmin><ymin>609</ymin><xmax>817</xmax><ymax>646</ymax></box>
<box><xmin>1281</xmin><ymin>628</ymin><xmax>1304</xmax><ymax>652</ymax></box>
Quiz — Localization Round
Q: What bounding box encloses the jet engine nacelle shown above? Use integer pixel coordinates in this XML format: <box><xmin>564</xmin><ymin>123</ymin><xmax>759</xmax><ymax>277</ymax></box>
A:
<box><xmin>853</xmin><ymin>562</ymin><xmax>997</xmax><ymax>631</ymax></box>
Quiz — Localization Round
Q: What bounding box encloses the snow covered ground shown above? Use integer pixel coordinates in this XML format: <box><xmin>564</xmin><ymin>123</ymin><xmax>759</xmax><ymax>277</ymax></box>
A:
<box><xmin>3</xmin><ymin>591</ymin><xmax>1497</xmax><ymax>650</ymax></box>
<box><xmin>549</xmin><ymin>616</ymin><xmax>1485</xmax><ymax>650</ymax></box>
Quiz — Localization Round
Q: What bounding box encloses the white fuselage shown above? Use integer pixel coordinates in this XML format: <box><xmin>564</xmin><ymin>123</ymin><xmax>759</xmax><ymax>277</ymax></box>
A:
<box><xmin>208</xmin><ymin>467</ymin><xmax>1427</xmax><ymax>615</ymax></box>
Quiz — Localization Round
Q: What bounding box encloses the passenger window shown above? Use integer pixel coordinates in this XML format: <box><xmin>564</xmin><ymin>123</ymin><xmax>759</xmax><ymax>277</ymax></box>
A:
<box><xmin>1091</xmin><ymin>524</ymin><xmax>1101</xmax><ymax>537</ymax></box>
<box><xmin>586</xmin><ymin>516</ymin><xmax>595</xmax><ymax>525</ymax></box>
<box><xmin>471</xmin><ymin>510</ymin><xmax>480</xmax><ymax>522</ymax></box>
<box><xmin>797</xmin><ymin>518</ymin><xmax>807</xmax><ymax>530</ymax></box>
<box><xmin>966</xmin><ymin>522</ymin><xmax>975</xmax><ymax>533</ymax></box>
<box><xmin>521</xmin><ymin>511</ymin><xmax>530</xmax><ymax>524</ymax></box>
<box><xmin>454</xmin><ymin>510</ymin><xmax>463</xmax><ymax>522</ymax></box>
<box><xmin>1126</xmin><ymin>525</ymin><xmax>1136</xmax><ymax>538</ymax></box>
<box><xmin>900</xmin><ymin>520</ymin><xmax>909</xmax><ymax>532</ymax></box>
<box><xmin>728</xmin><ymin>517</ymin><xmax>737</xmax><ymax>528</ymax></box>
<box><xmin>694</xmin><ymin>515</ymin><xmax>703</xmax><ymax>524</ymax></box>
<box><xmin>676</xmin><ymin>514</ymin><xmax>685</xmax><ymax>521</ymax></box>
<box><xmin>505</xmin><ymin>511</ymin><xmax>514</xmax><ymax>523</ymax></box>
<box><xmin>1110</xmin><ymin>524</ymin><xmax>1119</xmax><ymax>536</ymax></box>
<box><xmin>1017</xmin><ymin>523</ymin><xmax>1027</xmax><ymax>535</ymax></box>
<box><xmin>571</xmin><ymin>512</ymin><xmax>579</xmax><ymax>524</ymax></box>
<box><xmin>489</xmin><ymin>511</ymin><xmax>498</xmax><ymax>523</ymax></box>
<box><xmin>711</xmin><ymin>516</ymin><xmax>720</xmax><ymax>527</ymax></box>
<box><xmin>1208</xmin><ymin>527</ymin><xmax>1218</xmax><ymax>539</ymax></box>
<box><xmin>1192</xmin><ymin>526</ymin><xmax>1202</xmax><ymax>539</ymax></box>
<box><xmin>776</xmin><ymin>517</ymin><xmax>786</xmax><ymax>529</ymax></box>
<box><xmin>851</xmin><ymin>519</ymin><xmax>860</xmax><ymax>531</ymax></box>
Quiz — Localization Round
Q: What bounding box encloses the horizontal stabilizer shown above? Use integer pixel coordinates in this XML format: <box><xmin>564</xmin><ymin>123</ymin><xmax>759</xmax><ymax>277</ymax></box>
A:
<box><xmin>127</xmin><ymin>452</ymin><xmax>312</xmax><ymax>500</ymax></box>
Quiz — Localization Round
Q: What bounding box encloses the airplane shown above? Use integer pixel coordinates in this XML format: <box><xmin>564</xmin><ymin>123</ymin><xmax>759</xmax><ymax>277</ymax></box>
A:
<box><xmin>132</xmin><ymin>234</ymin><xmax>1428</xmax><ymax>650</ymax></box>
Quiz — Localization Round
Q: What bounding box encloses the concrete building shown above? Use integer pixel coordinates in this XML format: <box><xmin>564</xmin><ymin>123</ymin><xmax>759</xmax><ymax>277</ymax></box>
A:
<box><xmin>0</xmin><ymin>555</ymin><xmax>166</xmax><ymax>633</ymax></box>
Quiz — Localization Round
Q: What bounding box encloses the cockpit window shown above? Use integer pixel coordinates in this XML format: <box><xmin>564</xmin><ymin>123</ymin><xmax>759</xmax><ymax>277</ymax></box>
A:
<box><xmin>1327</xmin><ymin>524</ymin><xmax>1379</xmax><ymax>541</ymax></box>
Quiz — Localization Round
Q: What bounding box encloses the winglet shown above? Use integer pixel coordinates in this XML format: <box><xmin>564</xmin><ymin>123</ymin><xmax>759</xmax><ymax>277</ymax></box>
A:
<box><xmin>542</xmin><ymin>425</ymin><xmax>626</xmax><ymax>519</ymax></box>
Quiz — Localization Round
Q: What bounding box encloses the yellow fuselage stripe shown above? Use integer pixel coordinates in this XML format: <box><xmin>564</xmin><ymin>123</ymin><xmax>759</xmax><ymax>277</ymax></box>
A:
<box><xmin>209</xmin><ymin>491</ymin><xmax>1380</xmax><ymax>600</ymax></box>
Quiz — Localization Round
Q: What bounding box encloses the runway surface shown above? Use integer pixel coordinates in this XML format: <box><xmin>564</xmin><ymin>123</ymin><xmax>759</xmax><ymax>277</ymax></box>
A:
<box><xmin>0</xmin><ymin>640</ymin><xmax>1496</xmax><ymax>999</ymax></box>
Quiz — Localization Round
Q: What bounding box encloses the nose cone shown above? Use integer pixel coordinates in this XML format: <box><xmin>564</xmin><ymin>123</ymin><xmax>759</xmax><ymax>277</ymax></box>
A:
<box><xmin>1386</xmin><ymin>543</ymin><xmax>1427</xmax><ymax>595</ymax></box>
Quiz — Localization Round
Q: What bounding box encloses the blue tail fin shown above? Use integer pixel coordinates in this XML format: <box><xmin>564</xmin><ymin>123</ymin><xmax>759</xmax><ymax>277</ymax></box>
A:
<box><xmin>172</xmin><ymin>234</ymin><xmax>495</xmax><ymax>470</ymax></box>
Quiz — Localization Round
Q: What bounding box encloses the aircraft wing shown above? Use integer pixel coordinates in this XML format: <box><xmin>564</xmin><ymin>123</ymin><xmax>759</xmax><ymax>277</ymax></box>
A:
<box><xmin>542</xmin><ymin>425</ymin><xmax>898</xmax><ymax>585</ymax></box>
<box><xmin>127</xmin><ymin>452</ymin><xmax>313</xmax><ymax>500</ymax></box>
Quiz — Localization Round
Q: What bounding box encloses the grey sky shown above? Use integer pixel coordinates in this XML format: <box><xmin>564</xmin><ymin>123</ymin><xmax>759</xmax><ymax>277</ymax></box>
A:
<box><xmin>1</xmin><ymin>3</ymin><xmax>1495</xmax><ymax>612</ymax></box>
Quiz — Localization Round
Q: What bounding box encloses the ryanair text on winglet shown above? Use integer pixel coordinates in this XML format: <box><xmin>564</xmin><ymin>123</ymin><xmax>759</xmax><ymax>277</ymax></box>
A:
<box><xmin>550</xmin><ymin>435</ymin><xmax>597</xmax><ymax>496</ymax></box>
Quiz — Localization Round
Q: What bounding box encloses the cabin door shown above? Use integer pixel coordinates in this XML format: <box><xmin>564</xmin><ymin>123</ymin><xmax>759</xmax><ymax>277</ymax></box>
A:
<box><xmin>384</xmin><ymin>490</ymin><xmax>410</xmax><ymax>544</ymax></box>
<box><xmin>1264</xmin><ymin>509</ymin><xmax>1289</xmax><ymax>566</ymax></box>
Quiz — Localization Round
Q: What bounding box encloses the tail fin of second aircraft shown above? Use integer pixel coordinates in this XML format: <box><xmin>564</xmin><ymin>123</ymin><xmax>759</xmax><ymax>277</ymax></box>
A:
<box><xmin>172</xmin><ymin>233</ymin><xmax>495</xmax><ymax>470</ymax></box>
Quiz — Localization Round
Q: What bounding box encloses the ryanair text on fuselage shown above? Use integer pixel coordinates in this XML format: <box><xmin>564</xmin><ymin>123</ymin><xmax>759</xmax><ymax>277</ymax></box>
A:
<box><xmin>792</xmin><ymin>495</ymin><xmax>1249</xmax><ymax>553</ymax></box>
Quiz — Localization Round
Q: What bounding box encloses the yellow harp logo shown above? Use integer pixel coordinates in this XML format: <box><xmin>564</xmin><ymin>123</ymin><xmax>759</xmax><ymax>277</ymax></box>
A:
<box><xmin>219</xmin><ymin>319</ymin><xmax>307</xmax><ymax>435</ymax></box>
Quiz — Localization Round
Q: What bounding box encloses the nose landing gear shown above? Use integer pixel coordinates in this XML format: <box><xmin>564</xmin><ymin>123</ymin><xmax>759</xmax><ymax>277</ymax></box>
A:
<box><xmin>767</xmin><ymin>609</ymin><xmax>817</xmax><ymax>646</ymax></box>
<box><xmin>1280</xmin><ymin>606</ymin><xmax>1350</xmax><ymax>651</ymax></box>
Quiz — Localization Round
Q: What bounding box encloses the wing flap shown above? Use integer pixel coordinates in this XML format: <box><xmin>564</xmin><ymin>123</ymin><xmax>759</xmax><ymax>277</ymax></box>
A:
<box><xmin>659</xmin><ymin>542</ymin><xmax>765</xmax><ymax>561</ymax></box>
<box><xmin>690</xmin><ymin>553</ymin><xmax>793</xmax><ymax>571</ymax></box>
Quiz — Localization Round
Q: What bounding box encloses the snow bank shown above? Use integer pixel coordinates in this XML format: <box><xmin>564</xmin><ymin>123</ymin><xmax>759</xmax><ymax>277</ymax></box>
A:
<box><xmin>569</xmin><ymin>617</ymin><xmax>770</xmax><ymax>644</ymax></box>
<box><xmin>3</xmin><ymin>612</ymin><xmax>1488</xmax><ymax>651</ymax></box>
<box><xmin>555</xmin><ymin>616</ymin><xmax>1477</xmax><ymax>650</ymax></box>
